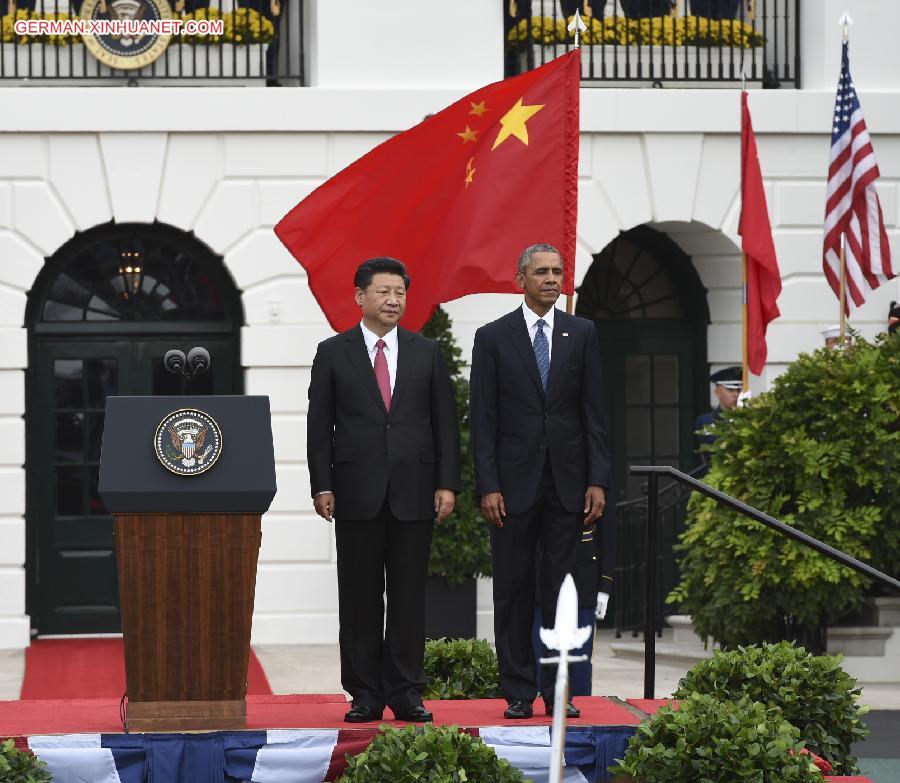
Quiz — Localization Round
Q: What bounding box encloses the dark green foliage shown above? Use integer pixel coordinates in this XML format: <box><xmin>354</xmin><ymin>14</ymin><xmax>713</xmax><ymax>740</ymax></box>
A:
<box><xmin>421</xmin><ymin>307</ymin><xmax>491</xmax><ymax>585</ymax></box>
<box><xmin>609</xmin><ymin>693</ymin><xmax>822</xmax><ymax>783</ymax></box>
<box><xmin>674</xmin><ymin>642</ymin><xmax>868</xmax><ymax>775</ymax></box>
<box><xmin>336</xmin><ymin>723</ymin><xmax>525</xmax><ymax>783</ymax></box>
<box><xmin>670</xmin><ymin>335</ymin><xmax>900</xmax><ymax>646</ymax></box>
<box><xmin>423</xmin><ymin>638</ymin><xmax>501</xmax><ymax>700</ymax></box>
<box><xmin>0</xmin><ymin>739</ymin><xmax>52</xmax><ymax>783</ymax></box>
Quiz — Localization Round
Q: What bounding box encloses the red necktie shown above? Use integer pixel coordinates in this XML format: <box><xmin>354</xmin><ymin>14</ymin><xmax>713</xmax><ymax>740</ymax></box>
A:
<box><xmin>374</xmin><ymin>339</ymin><xmax>391</xmax><ymax>412</ymax></box>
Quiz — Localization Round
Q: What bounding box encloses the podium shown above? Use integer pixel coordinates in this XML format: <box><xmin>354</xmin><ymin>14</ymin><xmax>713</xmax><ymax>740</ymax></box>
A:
<box><xmin>98</xmin><ymin>395</ymin><xmax>276</xmax><ymax>732</ymax></box>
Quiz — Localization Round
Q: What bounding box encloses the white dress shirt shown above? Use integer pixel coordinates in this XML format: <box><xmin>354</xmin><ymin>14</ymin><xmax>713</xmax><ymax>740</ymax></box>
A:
<box><xmin>360</xmin><ymin>321</ymin><xmax>398</xmax><ymax>394</ymax></box>
<box><xmin>521</xmin><ymin>302</ymin><xmax>555</xmax><ymax>364</ymax></box>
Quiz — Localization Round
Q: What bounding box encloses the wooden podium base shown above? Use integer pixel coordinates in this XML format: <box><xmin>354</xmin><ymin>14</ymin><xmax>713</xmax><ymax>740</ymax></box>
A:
<box><xmin>127</xmin><ymin>700</ymin><xmax>246</xmax><ymax>732</ymax></box>
<box><xmin>114</xmin><ymin>513</ymin><xmax>261</xmax><ymax>732</ymax></box>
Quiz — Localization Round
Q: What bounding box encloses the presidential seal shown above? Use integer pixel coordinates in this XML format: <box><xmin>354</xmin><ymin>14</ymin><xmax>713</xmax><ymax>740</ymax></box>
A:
<box><xmin>155</xmin><ymin>408</ymin><xmax>222</xmax><ymax>476</ymax></box>
<box><xmin>80</xmin><ymin>0</ymin><xmax>174</xmax><ymax>71</ymax></box>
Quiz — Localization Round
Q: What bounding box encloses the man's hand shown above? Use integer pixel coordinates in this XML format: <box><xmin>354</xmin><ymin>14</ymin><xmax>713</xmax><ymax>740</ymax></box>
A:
<box><xmin>481</xmin><ymin>492</ymin><xmax>507</xmax><ymax>528</ymax></box>
<box><xmin>583</xmin><ymin>485</ymin><xmax>606</xmax><ymax>525</ymax></box>
<box><xmin>595</xmin><ymin>591</ymin><xmax>610</xmax><ymax>621</ymax></box>
<box><xmin>314</xmin><ymin>492</ymin><xmax>335</xmax><ymax>522</ymax></box>
<box><xmin>434</xmin><ymin>489</ymin><xmax>455</xmax><ymax>523</ymax></box>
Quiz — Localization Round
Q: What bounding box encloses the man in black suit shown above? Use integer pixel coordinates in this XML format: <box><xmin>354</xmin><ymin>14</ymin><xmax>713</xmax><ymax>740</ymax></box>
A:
<box><xmin>470</xmin><ymin>243</ymin><xmax>610</xmax><ymax>719</ymax></box>
<box><xmin>307</xmin><ymin>257</ymin><xmax>460</xmax><ymax>723</ymax></box>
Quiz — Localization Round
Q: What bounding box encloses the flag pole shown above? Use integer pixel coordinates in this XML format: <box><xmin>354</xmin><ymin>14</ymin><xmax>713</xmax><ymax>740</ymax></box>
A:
<box><xmin>839</xmin><ymin>238</ymin><xmax>847</xmax><ymax>340</ymax></box>
<box><xmin>837</xmin><ymin>12</ymin><xmax>852</xmax><ymax>343</ymax></box>
<box><xmin>740</xmin><ymin>65</ymin><xmax>749</xmax><ymax>393</ymax></box>
<box><xmin>565</xmin><ymin>11</ymin><xmax>586</xmax><ymax>317</ymax></box>
<box><xmin>742</xmin><ymin>253</ymin><xmax>749</xmax><ymax>392</ymax></box>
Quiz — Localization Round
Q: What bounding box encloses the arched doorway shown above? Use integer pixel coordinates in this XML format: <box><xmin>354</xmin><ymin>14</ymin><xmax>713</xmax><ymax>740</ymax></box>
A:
<box><xmin>25</xmin><ymin>222</ymin><xmax>244</xmax><ymax>635</ymax></box>
<box><xmin>576</xmin><ymin>225</ymin><xmax>709</xmax><ymax>503</ymax></box>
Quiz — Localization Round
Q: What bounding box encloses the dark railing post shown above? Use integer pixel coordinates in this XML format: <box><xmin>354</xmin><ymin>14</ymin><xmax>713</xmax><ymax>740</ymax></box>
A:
<box><xmin>643</xmin><ymin>471</ymin><xmax>658</xmax><ymax>699</ymax></box>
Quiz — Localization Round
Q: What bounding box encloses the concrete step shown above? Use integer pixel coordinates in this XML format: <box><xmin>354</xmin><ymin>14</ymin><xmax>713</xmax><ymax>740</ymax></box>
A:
<box><xmin>827</xmin><ymin>626</ymin><xmax>895</xmax><ymax>657</ymax></box>
<box><xmin>610</xmin><ymin>639</ymin><xmax>716</xmax><ymax>665</ymax></box>
<box><xmin>664</xmin><ymin>615</ymin><xmax>896</xmax><ymax>658</ymax></box>
<box><xmin>612</xmin><ymin>616</ymin><xmax>900</xmax><ymax>679</ymax></box>
<box><xmin>668</xmin><ymin>614</ymin><xmax>708</xmax><ymax>645</ymax></box>
<box><xmin>865</xmin><ymin>597</ymin><xmax>900</xmax><ymax>627</ymax></box>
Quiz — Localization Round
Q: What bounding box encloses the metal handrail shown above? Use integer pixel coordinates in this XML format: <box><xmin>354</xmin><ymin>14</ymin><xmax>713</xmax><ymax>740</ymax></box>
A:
<box><xmin>631</xmin><ymin>464</ymin><xmax>900</xmax><ymax>699</ymax></box>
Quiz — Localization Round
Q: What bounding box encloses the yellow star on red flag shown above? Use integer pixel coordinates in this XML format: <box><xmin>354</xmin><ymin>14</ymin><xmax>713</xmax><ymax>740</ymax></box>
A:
<box><xmin>464</xmin><ymin>157</ymin><xmax>476</xmax><ymax>187</ymax></box>
<box><xmin>492</xmin><ymin>98</ymin><xmax>545</xmax><ymax>151</ymax></box>
<box><xmin>457</xmin><ymin>126</ymin><xmax>479</xmax><ymax>144</ymax></box>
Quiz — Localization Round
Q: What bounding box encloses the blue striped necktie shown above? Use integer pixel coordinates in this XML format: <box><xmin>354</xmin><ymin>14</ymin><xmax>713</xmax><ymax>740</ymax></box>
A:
<box><xmin>533</xmin><ymin>319</ymin><xmax>549</xmax><ymax>391</ymax></box>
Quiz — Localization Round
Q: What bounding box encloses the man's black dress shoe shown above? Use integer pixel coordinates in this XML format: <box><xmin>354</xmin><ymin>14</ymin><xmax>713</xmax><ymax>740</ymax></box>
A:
<box><xmin>543</xmin><ymin>698</ymin><xmax>580</xmax><ymax>718</ymax></box>
<box><xmin>504</xmin><ymin>699</ymin><xmax>534</xmax><ymax>719</ymax></box>
<box><xmin>344</xmin><ymin>704</ymin><xmax>384</xmax><ymax>723</ymax></box>
<box><xmin>391</xmin><ymin>704</ymin><xmax>433</xmax><ymax>722</ymax></box>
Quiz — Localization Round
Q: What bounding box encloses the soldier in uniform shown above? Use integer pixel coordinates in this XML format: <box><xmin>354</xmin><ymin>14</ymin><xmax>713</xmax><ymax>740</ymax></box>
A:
<box><xmin>694</xmin><ymin>366</ymin><xmax>742</xmax><ymax>468</ymax></box>
<box><xmin>821</xmin><ymin>324</ymin><xmax>842</xmax><ymax>349</ymax></box>
<box><xmin>889</xmin><ymin>301</ymin><xmax>899</xmax><ymax>336</ymax></box>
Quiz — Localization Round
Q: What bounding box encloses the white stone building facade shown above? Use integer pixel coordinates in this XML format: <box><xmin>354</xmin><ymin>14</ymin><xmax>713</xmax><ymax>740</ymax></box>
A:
<box><xmin>0</xmin><ymin>0</ymin><xmax>898</xmax><ymax>649</ymax></box>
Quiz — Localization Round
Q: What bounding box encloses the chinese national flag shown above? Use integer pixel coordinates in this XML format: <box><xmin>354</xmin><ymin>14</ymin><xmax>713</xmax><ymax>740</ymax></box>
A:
<box><xmin>739</xmin><ymin>91</ymin><xmax>781</xmax><ymax>376</ymax></box>
<box><xmin>275</xmin><ymin>51</ymin><xmax>580</xmax><ymax>332</ymax></box>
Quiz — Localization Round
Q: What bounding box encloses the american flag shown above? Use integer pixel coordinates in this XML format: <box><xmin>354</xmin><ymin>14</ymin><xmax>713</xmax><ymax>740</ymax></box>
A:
<box><xmin>823</xmin><ymin>41</ymin><xmax>894</xmax><ymax>311</ymax></box>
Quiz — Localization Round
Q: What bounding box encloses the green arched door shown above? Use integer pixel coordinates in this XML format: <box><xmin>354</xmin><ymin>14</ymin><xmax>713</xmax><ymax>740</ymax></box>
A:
<box><xmin>576</xmin><ymin>225</ymin><xmax>709</xmax><ymax>503</ymax></box>
<box><xmin>26</xmin><ymin>224</ymin><xmax>244</xmax><ymax>635</ymax></box>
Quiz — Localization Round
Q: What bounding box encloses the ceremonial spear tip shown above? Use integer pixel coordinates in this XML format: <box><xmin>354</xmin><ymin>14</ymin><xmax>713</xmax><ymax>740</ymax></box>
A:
<box><xmin>567</xmin><ymin>9</ymin><xmax>587</xmax><ymax>48</ymax></box>
<box><xmin>838</xmin><ymin>10</ymin><xmax>853</xmax><ymax>42</ymax></box>
<box><xmin>540</xmin><ymin>573</ymin><xmax>592</xmax><ymax>653</ymax></box>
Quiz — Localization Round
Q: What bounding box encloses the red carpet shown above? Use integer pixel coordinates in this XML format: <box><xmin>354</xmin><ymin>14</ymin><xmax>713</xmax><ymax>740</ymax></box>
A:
<box><xmin>0</xmin><ymin>695</ymin><xmax>639</xmax><ymax>736</ymax></box>
<box><xmin>19</xmin><ymin>638</ymin><xmax>272</xmax><ymax>700</ymax></box>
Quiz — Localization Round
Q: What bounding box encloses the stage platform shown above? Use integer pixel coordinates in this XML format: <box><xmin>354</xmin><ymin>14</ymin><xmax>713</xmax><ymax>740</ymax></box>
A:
<box><xmin>3</xmin><ymin>695</ymin><xmax>640</xmax><ymax>782</ymax></box>
<box><xmin>2</xmin><ymin>695</ymin><xmax>871</xmax><ymax>782</ymax></box>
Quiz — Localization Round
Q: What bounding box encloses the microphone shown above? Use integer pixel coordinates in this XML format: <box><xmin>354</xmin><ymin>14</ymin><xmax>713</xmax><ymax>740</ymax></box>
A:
<box><xmin>163</xmin><ymin>347</ymin><xmax>211</xmax><ymax>386</ymax></box>
<box><xmin>186</xmin><ymin>347</ymin><xmax>211</xmax><ymax>376</ymax></box>
<box><xmin>163</xmin><ymin>349</ymin><xmax>187</xmax><ymax>375</ymax></box>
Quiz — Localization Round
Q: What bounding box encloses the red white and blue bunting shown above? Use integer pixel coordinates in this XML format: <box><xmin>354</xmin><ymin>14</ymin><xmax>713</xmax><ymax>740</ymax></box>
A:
<box><xmin>23</xmin><ymin>725</ymin><xmax>636</xmax><ymax>783</ymax></box>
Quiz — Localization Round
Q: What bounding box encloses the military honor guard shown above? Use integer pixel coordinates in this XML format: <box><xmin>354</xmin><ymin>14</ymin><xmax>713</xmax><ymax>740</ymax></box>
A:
<box><xmin>694</xmin><ymin>366</ymin><xmax>742</xmax><ymax>467</ymax></box>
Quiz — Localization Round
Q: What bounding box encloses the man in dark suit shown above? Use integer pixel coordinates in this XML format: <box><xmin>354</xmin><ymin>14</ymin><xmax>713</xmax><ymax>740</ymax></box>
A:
<box><xmin>470</xmin><ymin>243</ymin><xmax>611</xmax><ymax>719</ymax></box>
<box><xmin>307</xmin><ymin>257</ymin><xmax>461</xmax><ymax>723</ymax></box>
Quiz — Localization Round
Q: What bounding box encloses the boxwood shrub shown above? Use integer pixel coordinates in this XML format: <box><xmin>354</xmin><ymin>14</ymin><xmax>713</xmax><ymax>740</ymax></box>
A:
<box><xmin>423</xmin><ymin>638</ymin><xmax>500</xmax><ymax>700</ymax></box>
<box><xmin>610</xmin><ymin>693</ymin><xmax>822</xmax><ymax>783</ymax></box>
<box><xmin>0</xmin><ymin>738</ymin><xmax>52</xmax><ymax>783</ymax></box>
<box><xmin>674</xmin><ymin>642</ymin><xmax>868</xmax><ymax>774</ymax></box>
<box><xmin>337</xmin><ymin>723</ymin><xmax>524</xmax><ymax>783</ymax></box>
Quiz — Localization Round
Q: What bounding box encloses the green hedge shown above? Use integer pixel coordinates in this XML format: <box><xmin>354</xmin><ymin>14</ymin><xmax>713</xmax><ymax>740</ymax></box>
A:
<box><xmin>423</xmin><ymin>638</ymin><xmax>500</xmax><ymax>700</ymax></box>
<box><xmin>610</xmin><ymin>693</ymin><xmax>822</xmax><ymax>783</ymax></box>
<box><xmin>0</xmin><ymin>738</ymin><xmax>52</xmax><ymax>783</ymax></box>
<box><xmin>674</xmin><ymin>642</ymin><xmax>868</xmax><ymax>774</ymax></box>
<box><xmin>336</xmin><ymin>723</ymin><xmax>524</xmax><ymax>783</ymax></box>
<box><xmin>670</xmin><ymin>335</ymin><xmax>900</xmax><ymax>646</ymax></box>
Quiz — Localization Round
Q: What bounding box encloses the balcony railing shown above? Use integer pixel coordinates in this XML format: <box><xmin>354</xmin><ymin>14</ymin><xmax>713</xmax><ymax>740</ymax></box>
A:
<box><xmin>0</xmin><ymin>0</ymin><xmax>303</xmax><ymax>83</ymax></box>
<box><xmin>505</xmin><ymin>0</ymin><xmax>798</xmax><ymax>87</ymax></box>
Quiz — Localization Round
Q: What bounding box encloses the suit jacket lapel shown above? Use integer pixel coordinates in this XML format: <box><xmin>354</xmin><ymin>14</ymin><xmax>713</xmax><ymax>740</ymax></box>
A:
<box><xmin>389</xmin><ymin>328</ymin><xmax>419</xmax><ymax>413</ymax></box>
<box><xmin>505</xmin><ymin>309</ymin><xmax>545</xmax><ymax>398</ymax></box>
<box><xmin>344</xmin><ymin>326</ymin><xmax>388</xmax><ymax>415</ymax></box>
<box><xmin>546</xmin><ymin>309</ymin><xmax>574</xmax><ymax>400</ymax></box>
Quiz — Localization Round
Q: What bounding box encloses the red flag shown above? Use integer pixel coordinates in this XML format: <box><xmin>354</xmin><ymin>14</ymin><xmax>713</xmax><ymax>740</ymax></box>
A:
<box><xmin>275</xmin><ymin>51</ymin><xmax>580</xmax><ymax>332</ymax></box>
<box><xmin>739</xmin><ymin>91</ymin><xmax>781</xmax><ymax>376</ymax></box>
